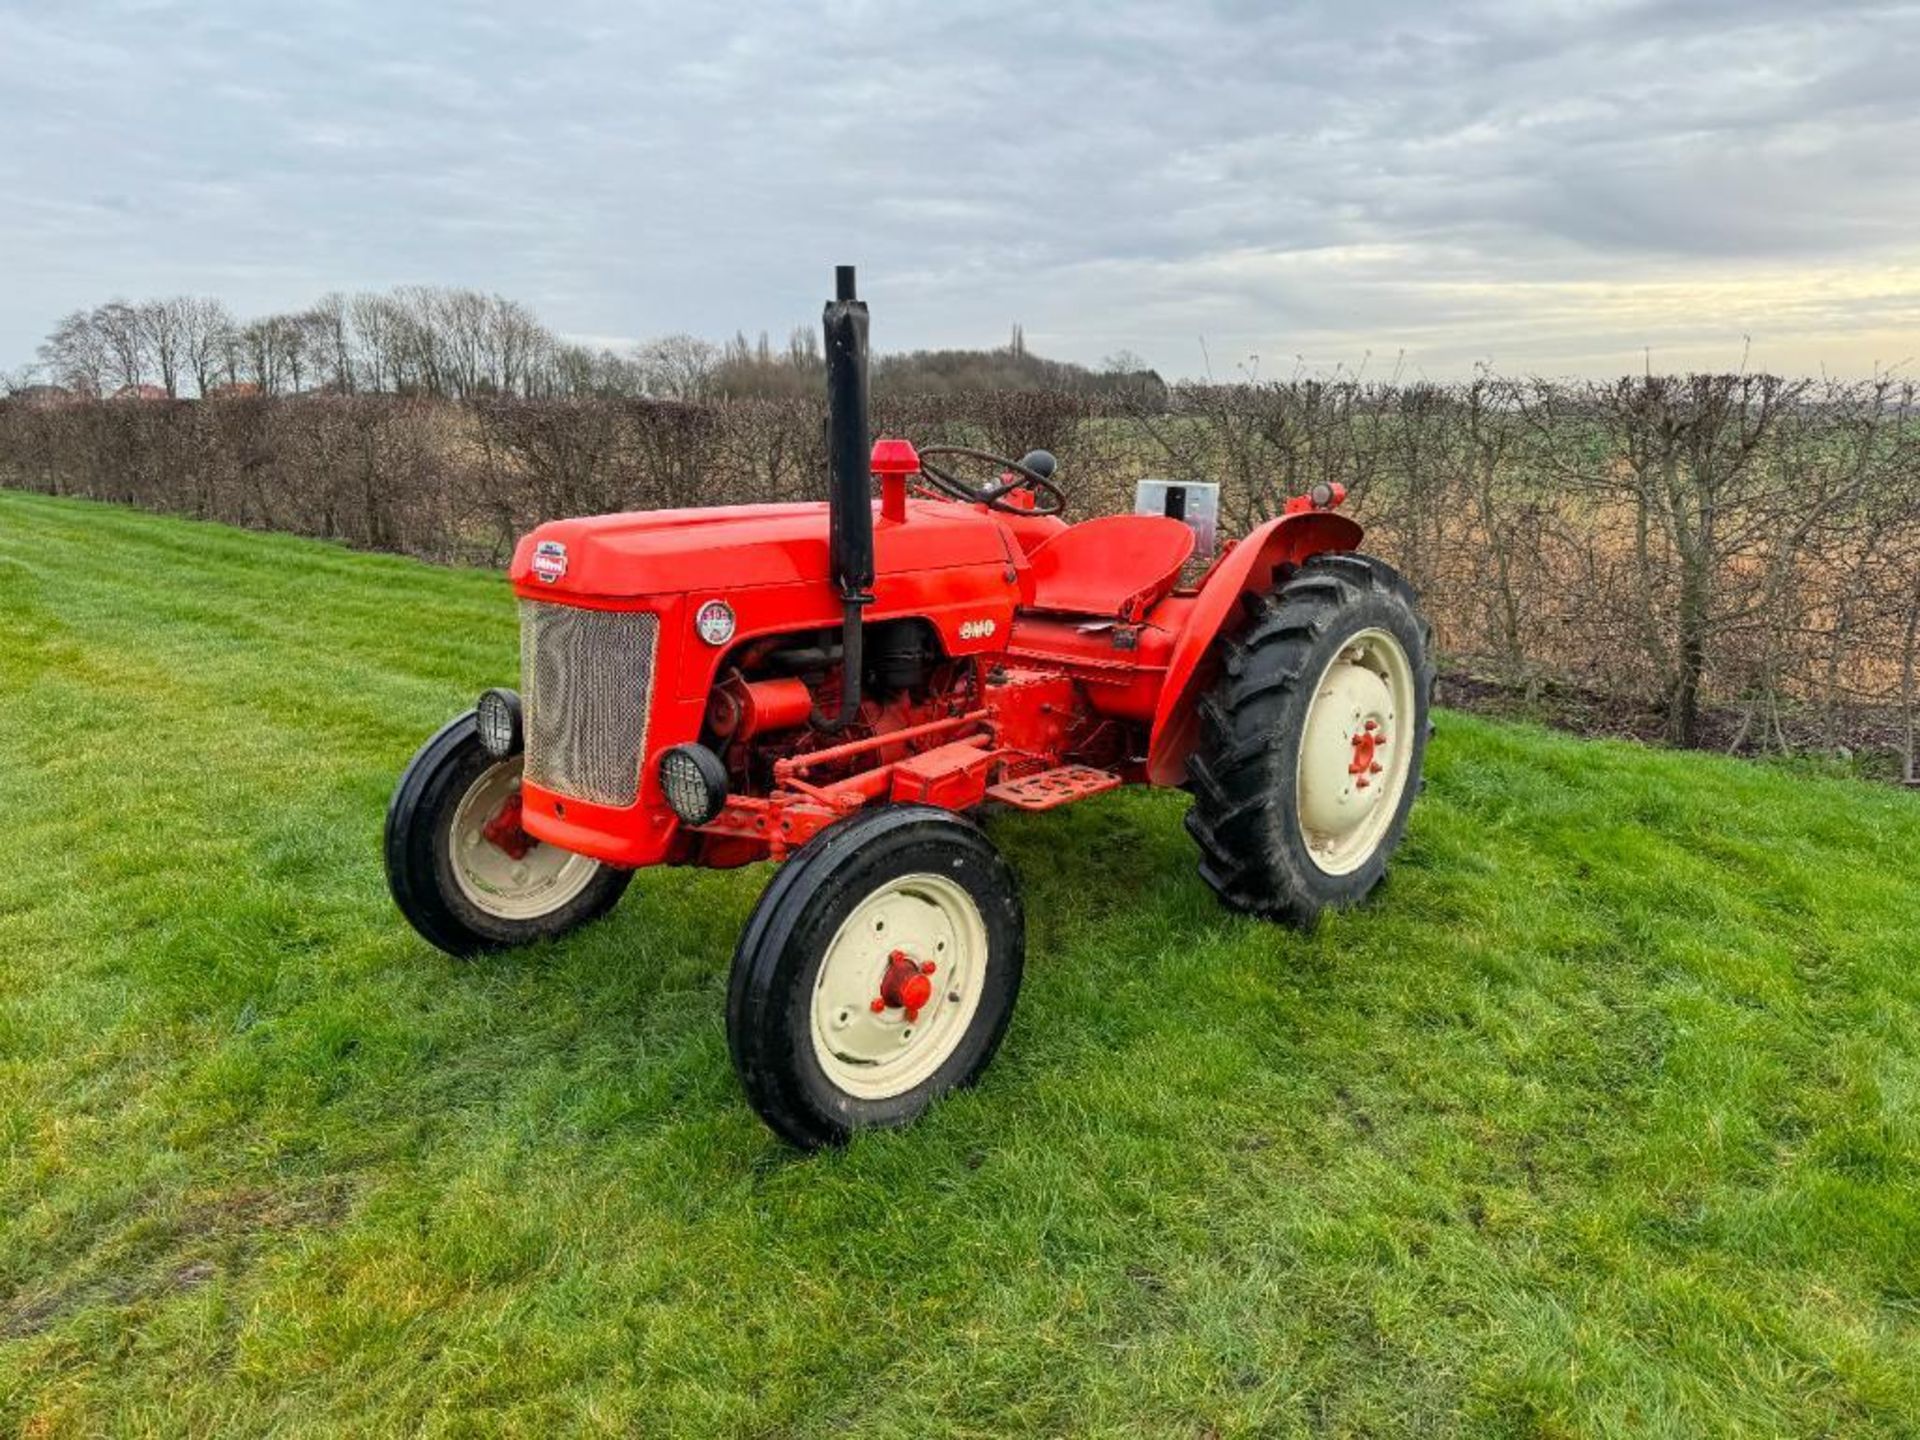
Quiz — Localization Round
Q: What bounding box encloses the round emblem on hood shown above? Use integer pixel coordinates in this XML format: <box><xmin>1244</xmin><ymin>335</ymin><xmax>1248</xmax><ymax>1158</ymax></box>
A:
<box><xmin>531</xmin><ymin>539</ymin><xmax>568</xmax><ymax>584</ymax></box>
<box><xmin>695</xmin><ymin>599</ymin><xmax>736</xmax><ymax>646</ymax></box>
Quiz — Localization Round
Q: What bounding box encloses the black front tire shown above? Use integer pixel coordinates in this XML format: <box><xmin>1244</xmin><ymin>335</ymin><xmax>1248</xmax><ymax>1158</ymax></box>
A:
<box><xmin>384</xmin><ymin>712</ymin><xmax>632</xmax><ymax>958</ymax></box>
<box><xmin>1185</xmin><ymin>551</ymin><xmax>1434</xmax><ymax>927</ymax></box>
<box><xmin>727</xmin><ymin>806</ymin><xmax>1026</xmax><ymax>1149</ymax></box>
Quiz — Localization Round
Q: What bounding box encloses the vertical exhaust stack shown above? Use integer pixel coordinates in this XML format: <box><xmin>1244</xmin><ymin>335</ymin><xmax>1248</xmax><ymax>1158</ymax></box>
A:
<box><xmin>824</xmin><ymin>264</ymin><xmax>874</xmax><ymax>601</ymax></box>
<box><xmin>818</xmin><ymin>265</ymin><xmax>873</xmax><ymax>731</ymax></box>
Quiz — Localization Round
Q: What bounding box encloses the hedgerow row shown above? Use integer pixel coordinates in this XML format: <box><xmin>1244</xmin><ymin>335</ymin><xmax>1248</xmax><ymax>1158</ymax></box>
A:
<box><xmin>4</xmin><ymin>377</ymin><xmax>1916</xmax><ymax>777</ymax></box>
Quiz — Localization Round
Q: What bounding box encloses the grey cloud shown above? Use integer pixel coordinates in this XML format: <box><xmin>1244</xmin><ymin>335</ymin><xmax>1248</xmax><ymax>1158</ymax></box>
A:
<box><xmin>0</xmin><ymin>0</ymin><xmax>1915</xmax><ymax>378</ymax></box>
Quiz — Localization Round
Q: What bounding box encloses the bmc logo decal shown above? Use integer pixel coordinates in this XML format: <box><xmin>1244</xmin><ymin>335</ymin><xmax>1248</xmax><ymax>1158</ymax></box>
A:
<box><xmin>531</xmin><ymin>539</ymin><xmax>568</xmax><ymax>584</ymax></box>
<box><xmin>958</xmin><ymin>618</ymin><xmax>997</xmax><ymax>641</ymax></box>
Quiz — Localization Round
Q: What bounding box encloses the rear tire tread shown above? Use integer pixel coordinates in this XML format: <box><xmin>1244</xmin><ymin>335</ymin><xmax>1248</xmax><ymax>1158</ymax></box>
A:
<box><xmin>1184</xmin><ymin>551</ymin><xmax>1434</xmax><ymax>929</ymax></box>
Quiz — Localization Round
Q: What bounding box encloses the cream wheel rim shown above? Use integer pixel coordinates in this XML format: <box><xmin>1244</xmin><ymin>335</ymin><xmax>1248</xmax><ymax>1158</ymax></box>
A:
<box><xmin>1294</xmin><ymin>627</ymin><xmax>1416</xmax><ymax>876</ymax></box>
<box><xmin>809</xmin><ymin>872</ymin><xmax>989</xmax><ymax>1101</ymax></box>
<box><xmin>449</xmin><ymin>756</ymin><xmax>600</xmax><ymax>920</ymax></box>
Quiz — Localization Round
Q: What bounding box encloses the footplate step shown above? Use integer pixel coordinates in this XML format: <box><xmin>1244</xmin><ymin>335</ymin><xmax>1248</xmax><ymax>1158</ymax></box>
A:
<box><xmin>985</xmin><ymin>765</ymin><xmax>1122</xmax><ymax>811</ymax></box>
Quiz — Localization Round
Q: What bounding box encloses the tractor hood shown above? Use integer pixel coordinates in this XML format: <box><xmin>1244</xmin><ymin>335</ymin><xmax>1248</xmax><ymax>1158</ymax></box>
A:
<box><xmin>509</xmin><ymin>499</ymin><xmax>1012</xmax><ymax>601</ymax></box>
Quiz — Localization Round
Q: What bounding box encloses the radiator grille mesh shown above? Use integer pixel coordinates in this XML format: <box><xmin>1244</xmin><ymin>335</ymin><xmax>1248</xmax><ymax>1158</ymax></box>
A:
<box><xmin>520</xmin><ymin>602</ymin><xmax>658</xmax><ymax>807</ymax></box>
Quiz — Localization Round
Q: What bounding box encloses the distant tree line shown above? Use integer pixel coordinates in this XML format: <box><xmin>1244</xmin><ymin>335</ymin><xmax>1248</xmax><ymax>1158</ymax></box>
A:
<box><xmin>10</xmin><ymin>291</ymin><xmax>1163</xmax><ymax>404</ymax></box>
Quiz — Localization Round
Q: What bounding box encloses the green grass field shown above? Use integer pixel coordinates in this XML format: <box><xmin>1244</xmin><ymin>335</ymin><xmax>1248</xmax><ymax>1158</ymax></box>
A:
<box><xmin>3</xmin><ymin>490</ymin><xmax>1918</xmax><ymax>1438</ymax></box>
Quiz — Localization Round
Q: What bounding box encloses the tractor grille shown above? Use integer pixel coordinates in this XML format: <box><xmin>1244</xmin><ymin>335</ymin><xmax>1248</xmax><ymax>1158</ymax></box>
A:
<box><xmin>519</xmin><ymin>601</ymin><xmax>659</xmax><ymax>807</ymax></box>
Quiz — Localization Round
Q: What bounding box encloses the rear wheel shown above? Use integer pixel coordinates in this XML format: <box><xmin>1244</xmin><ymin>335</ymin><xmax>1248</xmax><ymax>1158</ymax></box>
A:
<box><xmin>1185</xmin><ymin>551</ymin><xmax>1433</xmax><ymax>927</ymax></box>
<box><xmin>727</xmin><ymin>806</ymin><xmax>1025</xmax><ymax>1148</ymax></box>
<box><xmin>385</xmin><ymin>712</ymin><xmax>631</xmax><ymax>957</ymax></box>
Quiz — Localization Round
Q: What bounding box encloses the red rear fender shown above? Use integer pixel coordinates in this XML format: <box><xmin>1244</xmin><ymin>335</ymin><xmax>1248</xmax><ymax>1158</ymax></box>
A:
<box><xmin>1143</xmin><ymin>510</ymin><xmax>1364</xmax><ymax>785</ymax></box>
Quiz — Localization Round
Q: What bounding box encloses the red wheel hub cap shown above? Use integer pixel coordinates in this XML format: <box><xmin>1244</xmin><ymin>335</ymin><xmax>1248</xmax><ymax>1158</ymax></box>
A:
<box><xmin>480</xmin><ymin>789</ymin><xmax>535</xmax><ymax>861</ymax></box>
<box><xmin>1348</xmin><ymin>720</ymin><xmax>1388</xmax><ymax>789</ymax></box>
<box><xmin>871</xmin><ymin>949</ymin><xmax>937</xmax><ymax>1023</ymax></box>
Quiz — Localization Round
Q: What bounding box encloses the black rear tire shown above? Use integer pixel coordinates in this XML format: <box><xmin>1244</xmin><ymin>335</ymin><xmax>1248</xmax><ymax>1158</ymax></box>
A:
<box><xmin>727</xmin><ymin>806</ymin><xmax>1026</xmax><ymax>1149</ymax></box>
<box><xmin>384</xmin><ymin>712</ymin><xmax>632</xmax><ymax>958</ymax></box>
<box><xmin>1184</xmin><ymin>551</ymin><xmax>1434</xmax><ymax>927</ymax></box>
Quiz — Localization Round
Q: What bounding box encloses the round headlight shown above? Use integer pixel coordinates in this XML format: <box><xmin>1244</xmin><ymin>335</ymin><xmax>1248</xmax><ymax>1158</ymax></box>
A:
<box><xmin>659</xmin><ymin>743</ymin><xmax>728</xmax><ymax>824</ymax></box>
<box><xmin>475</xmin><ymin>688</ymin><xmax>523</xmax><ymax>759</ymax></box>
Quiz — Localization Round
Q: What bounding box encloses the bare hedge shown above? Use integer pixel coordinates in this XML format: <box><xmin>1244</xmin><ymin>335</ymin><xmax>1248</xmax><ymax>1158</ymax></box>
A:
<box><xmin>4</xmin><ymin>380</ymin><xmax>1917</xmax><ymax>776</ymax></box>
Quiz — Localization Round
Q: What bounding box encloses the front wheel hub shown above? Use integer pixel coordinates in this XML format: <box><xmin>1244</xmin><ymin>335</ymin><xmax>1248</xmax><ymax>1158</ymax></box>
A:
<box><xmin>448</xmin><ymin>755</ymin><xmax>601</xmax><ymax>921</ymax></box>
<box><xmin>807</xmin><ymin>869</ymin><xmax>989</xmax><ymax>1102</ymax></box>
<box><xmin>480</xmin><ymin>789</ymin><xmax>534</xmax><ymax>860</ymax></box>
<box><xmin>872</xmin><ymin>949</ymin><xmax>936</xmax><ymax>1022</ymax></box>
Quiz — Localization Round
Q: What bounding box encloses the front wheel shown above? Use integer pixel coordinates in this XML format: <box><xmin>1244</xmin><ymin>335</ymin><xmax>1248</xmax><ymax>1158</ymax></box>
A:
<box><xmin>1185</xmin><ymin>551</ymin><xmax>1434</xmax><ymax>927</ymax></box>
<box><xmin>384</xmin><ymin>712</ymin><xmax>631</xmax><ymax>957</ymax></box>
<box><xmin>727</xmin><ymin>806</ymin><xmax>1025</xmax><ymax>1149</ymax></box>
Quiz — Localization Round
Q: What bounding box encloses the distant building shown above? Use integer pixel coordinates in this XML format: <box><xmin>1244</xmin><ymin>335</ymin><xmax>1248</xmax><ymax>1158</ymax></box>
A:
<box><xmin>204</xmin><ymin>382</ymin><xmax>261</xmax><ymax>400</ymax></box>
<box><xmin>110</xmin><ymin>383</ymin><xmax>170</xmax><ymax>402</ymax></box>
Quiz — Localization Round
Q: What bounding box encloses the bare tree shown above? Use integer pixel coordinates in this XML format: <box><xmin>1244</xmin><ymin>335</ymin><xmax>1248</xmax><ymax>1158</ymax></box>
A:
<box><xmin>177</xmin><ymin>297</ymin><xmax>234</xmax><ymax>397</ymax></box>
<box><xmin>0</xmin><ymin>364</ymin><xmax>40</xmax><ymax>397</ymax></box>
<box><xmin>137</xmin><ymin>299</ymin><xmax>185</xmax><ymax>397</ymax></box>
<box><xmin>634</xmin><ymin>334</ymin><xmax>719</xmax><ymax>401</ymax></box>
<box><xmin>37</xmin><ymin>310</ymin><xmax>113</xmax><ymax>396</ymax></box>
<box><xmin>238</xmin><ymin>314</ymin><xmax>315</xmax><ymax>394</ymax></box>
<box><xmin>437</xmin><ymin>288</ymin><xmax>489</xmax><ymax>398</ymax></box>
<box><xmin>786</xmin><ymin>325</ymin><xmax>822</xmax><ymax>370</ymax></box>
<box><xmin>489</xmin><ymin>297</ymin><xmax>550</xmax><ymax>398</ymax></box>
<box><xmin>95</xmin><ymin>300</ymin><xmax>149</xmax><ymax>391</ymax></box>
<box><xmin>348</xmin><ymin>292</ymin><xmax>400</xmax><ymax>392</ymax></box>
<box><xmin>308</xmin><ymin>293</ymin><xmax>357</xmax><ymax>394</ymax></box>
<box><xmin>541</xmin><ymin>342</ymin><xmax>643</xmax><ymax>399</ymax></box>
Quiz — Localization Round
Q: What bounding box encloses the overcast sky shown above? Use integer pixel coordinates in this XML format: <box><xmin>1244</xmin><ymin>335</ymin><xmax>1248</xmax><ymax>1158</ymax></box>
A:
<box><xmin>3</xmin><ymin>0</ymin><xmax>1917</xmax><ymax>379</ymax></box>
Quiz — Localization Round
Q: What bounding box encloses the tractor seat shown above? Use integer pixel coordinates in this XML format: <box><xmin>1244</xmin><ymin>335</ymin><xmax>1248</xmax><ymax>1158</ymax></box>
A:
<box><xmin>1023</xmin><ymin>514</ymin><xmax>1196</xmax><ymax>620</ymax></box>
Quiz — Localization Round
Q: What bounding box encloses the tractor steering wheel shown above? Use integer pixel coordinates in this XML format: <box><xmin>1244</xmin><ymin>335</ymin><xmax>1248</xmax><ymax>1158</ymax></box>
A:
<box><xmin>917</xmin><ymin>446</ymin><xmax>1066</xmax><ymax>517</ymax></box>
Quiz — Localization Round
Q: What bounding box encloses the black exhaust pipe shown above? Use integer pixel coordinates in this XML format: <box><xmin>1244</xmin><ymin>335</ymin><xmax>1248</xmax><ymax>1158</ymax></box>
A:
<box><xmin>816</xmin><ymin>264</ymin><xmax>873</xmax><ymax>732</ymax></box>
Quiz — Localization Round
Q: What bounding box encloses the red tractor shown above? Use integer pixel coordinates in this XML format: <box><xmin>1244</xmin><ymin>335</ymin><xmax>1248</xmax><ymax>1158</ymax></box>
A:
<box><xmin>386</xmin><ymin>268</ymin><xmax>1433</xmax><ymax>1148</ymax></box>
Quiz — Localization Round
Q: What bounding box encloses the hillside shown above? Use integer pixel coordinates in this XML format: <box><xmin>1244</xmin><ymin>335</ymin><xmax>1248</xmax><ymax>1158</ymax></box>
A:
<box><xmin>2</xmin><ymin>490</ymin><xmax>1918</xmax><ymax>1437</ymax></box>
